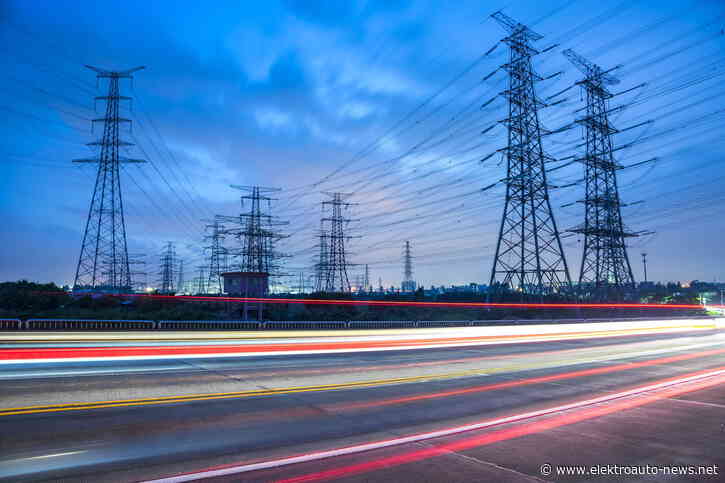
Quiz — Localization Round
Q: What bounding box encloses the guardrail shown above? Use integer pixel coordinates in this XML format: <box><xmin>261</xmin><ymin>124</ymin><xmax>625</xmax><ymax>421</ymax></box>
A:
<box><xmin>0</xmin><ymin>319</ymin><xmax>22</xmax><ymax>330</ymax></box>
<box><xmin>24</xmin><ymin>319</ymin><xmax>155</xmax><ymax>331</ymax></box>
<box><xmin>158</xmin><ymin>320</ymin><xmax>261</xmax><ymax>330</ymax></box>
<box><xmin>0</xmin><ymin>315</ymin><xmax>716</xmax><ymax>331</ymax></box>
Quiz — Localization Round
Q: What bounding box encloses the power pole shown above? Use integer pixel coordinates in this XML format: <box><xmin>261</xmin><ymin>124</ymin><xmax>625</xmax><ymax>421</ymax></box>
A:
<box><xmin>73</xmin><ymin>65</ymin><xmax>145</xmax><ymax>293</ymax></box>
<box><xmin>489</xmin><ymin>13</ymin><xmax>571</xmax><ymax>297</ymax></box>
<box><xmin>205</xmin><ymin>219</ymin><xmax>227</xmax><ymax>294</ymax></box>
<box><xmin>319</xmin><ymin>192</ymin><xmax>357</xmax><ymax>293</ymax></box>
<box><xmin>564</xmin><ymin>49</ymin><xmax>637</xmax><ymax>300</ymax></box>
<box><xmin>158</xmin><ymin>242</ymin><xmax>176</xmax><ymax>294</ymax></box>
<box><xmin>402</xmin><ymin>241</ymin><xmax>416</xmax><ymax>292</ymax></box>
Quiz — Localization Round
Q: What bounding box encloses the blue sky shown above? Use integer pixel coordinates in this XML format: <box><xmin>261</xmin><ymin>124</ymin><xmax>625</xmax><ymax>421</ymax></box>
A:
<box><xmin>1</xmin><ymin>0</ymin><xmax>725</xmax><ymax>289</ymax></box>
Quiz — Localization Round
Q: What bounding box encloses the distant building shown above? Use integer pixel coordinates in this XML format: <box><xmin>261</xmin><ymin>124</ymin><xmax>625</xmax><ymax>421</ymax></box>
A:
<box><xmin>222</xmin><ymin>271</ymin><xmax>269</xmax><ymax>320</ymax></box>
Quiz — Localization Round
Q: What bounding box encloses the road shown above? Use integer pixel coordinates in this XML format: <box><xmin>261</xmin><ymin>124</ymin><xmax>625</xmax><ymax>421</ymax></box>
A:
<box><xmin>0</xmin><ymin>320</ymin><xmax>724</xmax><ymax>482</ymax></box>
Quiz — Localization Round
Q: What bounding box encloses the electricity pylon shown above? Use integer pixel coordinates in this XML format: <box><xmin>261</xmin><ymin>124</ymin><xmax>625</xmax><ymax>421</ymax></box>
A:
<box><xmin>177</xmin><ymin>258</ymin><xmax>185</xmax><ymax>295</ymax></box>
<box><xmin>205</xmin><ymin>219</ymin><xmax>227</xmax><ymax>294</ymax></box>
<box><xmin>73</xmin><ymin>65</ymin><xmax>145</xmax><ymax>292</ymax></box>
<box><xmin>488</xmin><ymin>13</ymin><xmax>571</xmax><ymax>296</ymax></box>
<box><xmin>314</xmin><ymin>219</ymin><xmax>328</xmax><ymax>292</ymax></box>
<box><xmin>319</xmin><ymin>192</ymin><xmax>356</xmax><ymax>293</ymax></box>
<box><xmin>219</xmin><ymin>186</ymin><xmax>288</xmax><ymax>275</ymax></box>
<box><xmin>402</xmin><ymin>241</ymin><xmax>416</xmax><ymax>292</ymax></box>
<box><xmin>158</xmin><ymin>242</ymin><xmax>176</xmax><ymax>294</ymax></box>
<box><xmin>563</xmin><ymin>49</ymin><xmax>636</xmax><ymax>299</ymax></box>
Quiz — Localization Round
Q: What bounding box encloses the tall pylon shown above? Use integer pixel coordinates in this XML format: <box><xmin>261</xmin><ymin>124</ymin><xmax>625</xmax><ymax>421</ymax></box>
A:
<box><xmin>195</xmin><ymin>265</ymin><xmax>207</xmax><ymax>295</ymax></box>
<box><xmin>177</xmin><ymin>259</ymin><xmax>185</xmax><ymax>295</ymax></box>
<box><xmin>314</xmin><ymin>219</ymin><xmax>328</xmax><ymax>292</ymax></box>
<box><xmin>402</xmin><ymin>241</ymin><xmax>416</xmax><ymax>292</ymax></box>
<box><xmin>563</xmin><ymin>49</ymin><xmax>637</xmax><ymax>299</ymax></box>
<box><xmin>319</xmin><ymin>192</ymin><xmax>356</xmax><ymax>293</ymax></box>
<box><xmin>219</xmin><ymin>186</ymin><xmax>288</xmax><ymax>275</ymax></box>
<box><xmin>158</xmin><ymin>242</ymin><xmax>176</xmax><ymax>294</ymax></box>
<box><xmin>489</xmin><ymin>13</ymin><xmax>571</xmax><ymax>296</ymax></box>
<box><xmin>72</xmin><ymin>65</ymin><xmax>145</xmax><ymax>292</ymax></box>
<box><xmin>205</xmin><ymin>219</ymin><xmax>227</xmax><ymax>294</ymax></box>
<box><xmin>363</xmin><ymin>264</ymin><xmax>370</xmax><ymax>293</ymax></box>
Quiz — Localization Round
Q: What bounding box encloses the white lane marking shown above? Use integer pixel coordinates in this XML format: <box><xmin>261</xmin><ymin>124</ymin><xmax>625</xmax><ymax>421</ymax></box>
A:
<box><xmin>5</xmin><ymin>450</ymin><xmax>86</xmax><ymax>462</ymax></box>
<box><xmin>142</xmin><ymin>368</ymin><xmax>725</xmax><ymax>482</ymax></box>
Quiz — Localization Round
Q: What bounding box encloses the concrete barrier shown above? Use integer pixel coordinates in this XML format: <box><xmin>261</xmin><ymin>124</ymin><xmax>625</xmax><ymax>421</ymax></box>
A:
<box><xmin>25</xmin><ymin>319</ymin><xmax>155</xmax><ymax>330</ymax></box>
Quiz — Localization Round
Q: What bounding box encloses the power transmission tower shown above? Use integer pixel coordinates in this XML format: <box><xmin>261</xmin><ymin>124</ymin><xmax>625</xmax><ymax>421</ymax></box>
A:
<box><xmin>363</xmin><ymin>264</ymin><xmax>370</xmax><ymax>293</ymax></box>
<box><xmin>319</xmin><ymin>192</ymin><xmax>357</xmax><ymax>293</ymax></box>
<box><xmin>158</xmin><ymin>242</ymin><xmax>176</xmax><ymax>294</ymax></box>
<box><xmin>72</xmin><ymin>65</ymin><xmax>145</xmax><ymax>293</ymax></box>
<box><xmin>177</xmin><ymin>258</ymin><xmax>185</xmax><ymax>295</ymax></box>
<box><xmin>219</xmin><ymin>185</ymin><xmax>288</xmax><ymax>275</ymax></box>
<box><xmin>402</xmin><ymin>241</ymin><xmax>416</xmax><ymax>292</ymax></box>
<box><xmin>641</xmin><ymin>252</ymin><xmax>648</xmax><ymax>283</ymax></box>
<box><xmin>205</xmin><ymin>219</ymin><xmax>227</xmax><ymax>294</ymax></box>
<box><xmin>195</xmin><ymin>265</ymin><xmax>207</xmax><ymax>295</ymax></box>
<box><xmin>128</xmin><ymin>253</ymin><xmax>147</xmax><ymax>292</ymax></box>
<box><xmin>295</xmin><ymin>271</ymin><xmax>310</xmax><ymax>294</ymax></box>
<box><xmin>489</xmin><ymin>13</ymin><xmax>571</xmax><ymax>296</ymax></box>
<box><xmin>314</xmin><ymin>219</ymin><xmax>328</xmax><ymax>292</ymax></box>
<box><xmin>563</xmin><ymin>49</ymin><xmax>637</xmax><ymax>300</ymax></box>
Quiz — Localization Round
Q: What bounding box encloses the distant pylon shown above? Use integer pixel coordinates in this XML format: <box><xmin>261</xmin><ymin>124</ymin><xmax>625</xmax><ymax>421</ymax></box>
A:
<box><xmin>72</xmin><ymin>65</ymin><xmax>145</xmax><ymax>292</ymax></box>
<box><xmin>563</xmin><ymin>49</ymin><xmax>637</xmax><ymax>300</ymax></box>
<box><xmin>177</xmin><ymin>259</ymin><xmax>185</xmax><ymax>295</ymax></box>
<box><xmin>489</xmin><ymin>13</ymin><xmax>571</xmax><ymax>296</ymax></box>
<box><xmin>319</xmin><ymin>192</ymin><xmax>356</xmax><ymax>293</ymax></box>
<box><xmin>363</xmin><ymin>264</ymin><xmax>370</xmax><ymax>293</ymax></box>
<box><xmin>314</xmin><ymin>219</ymin><xmax>328</xmax><ymax>292</ymax></box>
<box><xmin>158</xmin><ymin>242</ymin><xmax>176</xmax><ymax>294</ymax></box>
<box><xmin>402</xmin><ymin>241</ymin><xmax>416</xmax><ymax>292</ymax></box>
<box><xmin>205</xmin><ymin>219</ymin><xmax>227</xmax><ymax>294</ymax></box>
<box><xmin>195</xmin><ymin>265</ymin><xmax>207</xmax><ymax>295</ymax></box>
<box><xmin>219</xmin><ymin>186</ymin><xmax>288</xmax><ymax>275</ymax></box>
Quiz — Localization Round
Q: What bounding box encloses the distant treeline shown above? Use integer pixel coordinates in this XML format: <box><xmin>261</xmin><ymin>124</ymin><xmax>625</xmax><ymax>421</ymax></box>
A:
<box><xmin>0</xmin><ymin>281</ymin><xmax>705</xmax><ymax>321</ymax></box>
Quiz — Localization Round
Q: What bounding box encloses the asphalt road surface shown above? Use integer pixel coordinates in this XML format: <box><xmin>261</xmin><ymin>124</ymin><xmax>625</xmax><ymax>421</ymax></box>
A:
<box><xmin>1</xmin><ymin>323</ymin><xmax>724</xmax><ymax>482</ymax></box>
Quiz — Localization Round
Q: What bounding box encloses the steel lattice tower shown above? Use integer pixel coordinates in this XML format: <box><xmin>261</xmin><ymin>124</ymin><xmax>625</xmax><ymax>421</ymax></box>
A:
<box><xmin>402</xmin><ymin>241</ymin><xmax>416</xmax><ymax>292</ymax></box>
<box><xmin>219</xmin><ymin>186</ymin><xmax>287</xmax><ymax>275</ymax></box>
<box><xmin>205</xmin><ymin>219</ymin><xmax>227</xmax><ymax>294</ymax></box>
<box><xmin>563</xmin><ymin>49</ymin><xmax>636</xmax><ymax>299</ymax></box>
<box><xmin>319</xmin><ymin>192</ymin><xmax>355</xmax><ymax>293</ymax></box>
<box><xmin>73</xmin><ymin>66</ymin><xmax>145</xmax><ymax>292</ymax></box>
<box><xmin>363</xmin><ymin>264</ymin><xmax>370</xmax><ymax>293</ymax></box>
<box><xmin>195</xmin><ymin>265</ymin><xmax>207</xmax><ymax>295</ymax></box>
<box><xmin>158</xmin><ymin>242</ymin><xmax>176</xmax><ymax>294</ymax></box>
<box><xmin>177</xmin><ymin>259</ymin><xmax>185</xmax><ymax>295</ymax></box>
<box><xmin>314</xmin><ymin>219</ymin><xmax>328</xmax><ymax>292</ymax></box>
<box><xmin>489</xmin><ymin>13</ymin><xmax>571</xmax><ymax>296</ymax></box>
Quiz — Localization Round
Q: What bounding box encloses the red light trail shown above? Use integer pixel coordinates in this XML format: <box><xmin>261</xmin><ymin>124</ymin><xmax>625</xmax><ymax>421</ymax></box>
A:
<box><xmin>107</xmin><ymin>292</ymin><xmax>714</xmax><ymax>310</ymax></box>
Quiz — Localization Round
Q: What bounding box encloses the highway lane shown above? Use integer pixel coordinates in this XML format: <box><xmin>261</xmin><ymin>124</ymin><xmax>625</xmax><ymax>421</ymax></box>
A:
<box><xmin>0</xmin><ymin>325</ymin><xmax>724</xmax><ymax>482</ymax></box>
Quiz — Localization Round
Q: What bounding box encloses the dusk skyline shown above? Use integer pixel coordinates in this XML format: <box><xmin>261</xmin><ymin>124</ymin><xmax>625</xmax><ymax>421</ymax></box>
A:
<box><xmin>2</xmin><ymin>0</ymin><xmax>725</xmax><ymax>289</ymax></box>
